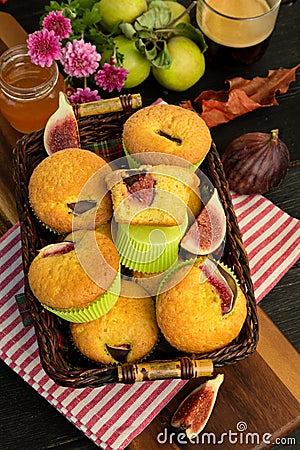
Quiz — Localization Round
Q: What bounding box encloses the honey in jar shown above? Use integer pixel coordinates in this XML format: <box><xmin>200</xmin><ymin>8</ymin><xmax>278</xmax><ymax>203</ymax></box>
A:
<box><xmin>0</xmin><ymin>44</ymin><xmax>65</xmax><ymax>134</ymax></box>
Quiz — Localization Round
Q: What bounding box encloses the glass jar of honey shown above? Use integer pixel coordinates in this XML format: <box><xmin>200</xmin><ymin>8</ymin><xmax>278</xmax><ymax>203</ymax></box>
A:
<box><xmin>0</xmin><ymin>44</ymin><xmax>65</xmax><ymax>134</ymax></box>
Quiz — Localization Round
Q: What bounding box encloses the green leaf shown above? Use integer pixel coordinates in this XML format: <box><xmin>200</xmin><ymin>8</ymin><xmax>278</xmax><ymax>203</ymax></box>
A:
<box><xmin>82</xmin><ymin>2</ymin><xmax>102</xmax><ymax>26</ymax></box>
<box><xmin>135</xmin><ymin>1</ymin><xmax>171</xmax><ymax>31</ymax></box>
<box><xmin>45</xmin><ymin>1</ymin><xmax>63</xmax><ymax>11</ymax></box>
<box><xmin>136</xmin><ymin>30</ymin><xmax>153</xmax><ymax>39</ymax></box>
<box><xmin>151</xmin><ymin>40</ymin><xmax>172</xmax><ymax>69</ymax></box>
<box><xmin>173</xmin><ymin>23</ymin><xmax>208</xmax><ymax>52</ymax></box>
<box><xmin>82</xmin><ymin>10</ymin><xmax>95</xmax><ymax>27</ymax></box>
<box><xmin>77</xmin><ymin>0</ymin><xmax>98</xmax><ymax>8</ymax></box>
<box><xmin>144</xmin><ymin>44</ymin><xmax>158</xmax><ymax>62</ymax></box>
<box><xmin>119</xmin><ymin>23</ymin><xmax>137</xmax><ymax>40</ymax></box>
<box><xmin>135</xmin><ymin>38</ymin><xmax>147</xmax><ymax>54</ymax></box>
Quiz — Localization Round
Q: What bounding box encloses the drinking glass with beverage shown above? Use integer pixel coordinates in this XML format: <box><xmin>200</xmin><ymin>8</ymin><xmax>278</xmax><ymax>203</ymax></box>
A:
<box><xmin>196</xmin><ymin>0</ymin><xmax>281</xmax><ymax>66</ymax></box>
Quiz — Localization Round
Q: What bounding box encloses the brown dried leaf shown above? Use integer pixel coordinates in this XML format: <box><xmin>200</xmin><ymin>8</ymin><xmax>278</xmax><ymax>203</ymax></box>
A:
<box><xmin>181</xmin><ymin>64</ymin><xmax>300</xmax><ymax>128</ymax></box>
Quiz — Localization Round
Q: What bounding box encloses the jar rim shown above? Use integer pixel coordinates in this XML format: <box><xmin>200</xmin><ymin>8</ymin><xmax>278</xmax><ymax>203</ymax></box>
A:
<box><xmin>199</xmin><ymin>0</ymin><xmax>281</xmax><ymax>22</ymax></box>
<box><xmin>0</xmin><ymin>44</ymin><xmax>59</xmax><ymax>100</ymax></box>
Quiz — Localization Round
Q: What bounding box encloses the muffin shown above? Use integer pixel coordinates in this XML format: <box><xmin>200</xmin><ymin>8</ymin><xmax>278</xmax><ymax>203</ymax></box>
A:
<box><xmin>156</xmin><ymin>258</ymin><xmax>247</xmax><ymax>353</ymax></box>
<box><xmin>28</xmin><ymin>229</ymin><xmax>120</xmax><ymax>322</ymax></box>
<box><xmin>105</xmin><ymin>164</ymin><xmax>199</xmax><ymax>226</ymax></box>
<box><xmin>132</xmin><ymin>269</ymin><xmax>168</xmax><ymax>297</ymax></box>
<box><xmin>70</xmin><ymin>280</ymin><xmax>159</xmax><ymax>364</ymax></box>
<box><xmin>28</xmin><ymin>148</ymin><xmax>112</xmax><ymax>233</ymax></box>
<box><xmin>122</xmin><ymin>104</ymin><xmax>212</xmax><ymax>167</ymax></box>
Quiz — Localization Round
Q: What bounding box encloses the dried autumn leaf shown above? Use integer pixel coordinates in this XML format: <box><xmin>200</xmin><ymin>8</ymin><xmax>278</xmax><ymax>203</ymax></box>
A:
<box><xmin>181</xmin><ymin>64</ymin><xmax>300</xmax><ymax>128</ymax></box>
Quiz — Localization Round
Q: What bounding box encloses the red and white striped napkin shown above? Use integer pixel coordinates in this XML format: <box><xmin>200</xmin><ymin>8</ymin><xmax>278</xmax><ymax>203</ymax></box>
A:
<box><xmin>0</xmin><ymin>192</ymin><xmax>299</xmax><ymax>449</ymax></box>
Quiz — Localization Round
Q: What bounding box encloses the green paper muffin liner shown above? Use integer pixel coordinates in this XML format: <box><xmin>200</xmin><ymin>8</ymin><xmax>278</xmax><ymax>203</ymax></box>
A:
<box><xmin>116</xmin><ymin>215</ymin><xmax>188</xmax><ymax>273</ymax></box>
<box><xmin>122</xmin><ymin>141</ymin><xmax>141</xmax><ymax>169</ymax></box>
<box><xmin>122</xmin><ymin>139</ymin><xmax>205</xmax><ymax>172</ymax></box>
<box><xmin>42</xmin><ymin>269</ymin><xmax>121</xmax><ymax>323</ymax></box>
<box><xmin>29</xmin><ymin>201</ymin><xmax>62</xmax><ymax>235</ymax></box>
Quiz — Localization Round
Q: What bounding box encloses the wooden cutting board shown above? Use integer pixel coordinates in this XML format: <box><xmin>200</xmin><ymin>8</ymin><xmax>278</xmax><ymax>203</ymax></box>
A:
<box><xmin>128</xmin><ymin>309</ymin><xmax>300</xmax><ymax>449</ymax></box>
<box><xmin>1</xmin><ymin>13</ymin><xmax>299</xmax><ymax>450</ymax></box>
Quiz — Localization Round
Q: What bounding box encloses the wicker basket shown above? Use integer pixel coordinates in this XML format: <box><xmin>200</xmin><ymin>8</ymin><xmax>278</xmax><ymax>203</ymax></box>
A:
<box><xmin>13</xmin><ymin>94</ymin><xmax>258</xmax><ymax>388</ymax></box>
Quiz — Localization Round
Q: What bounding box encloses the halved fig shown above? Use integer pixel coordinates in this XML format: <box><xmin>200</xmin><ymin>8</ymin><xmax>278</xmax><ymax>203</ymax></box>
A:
<box><xmin>106</xmin><ymin>344</ymin><xmax>131</xmax><ymax>363</ymax></box>
<box><xmin>181</xmin><ymin>189</ymin><xmax>226</xmax><ymax>255</ymax></box>
<box><xmin>67</xmin><ymin>200</ymin><xmax>97</xmax><ymax>215</ymax></box>
<box><xmin>123</xmin><ymin>171</ymin><xmax>156</xmax><ymax>207</ymax></box>
<box><xmin>171</xmin><ymin>373</ymin><xmax>224</xmax><ymax>438</ymax></box>
<box><xmin>200</xmin><ymin>258</ymin><xmax>237</xmax><ymax>315</ymax></box>
<box><xmin>41</xmin><ymin>241</ymin><xmax>74</xmax><ymax>258</ymax></box>
<box><xmin>44</xmin><ymin>92</ymin><xmax>80</xmax><ymax>155</ymax></box>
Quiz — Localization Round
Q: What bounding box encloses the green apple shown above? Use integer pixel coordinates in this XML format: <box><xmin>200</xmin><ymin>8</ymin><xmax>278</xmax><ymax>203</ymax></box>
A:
<box><xmin>152</xmin><ymin>36</ymin><xmax>205</xmax><ymax>91</ymax></box>
<box><xmin>99</xmin><ymin>0</ymin><xmax>148</xmax><ymax>32</ymax></box>
<box><xmin>165</xmin><ymin>1</ymin><xmax>190</xmax><ymax>26</ymax></box>
<box><xmin>114</xmin><ymin>35</ymin><xmax>151</xmax><ymax>88</ymax></box>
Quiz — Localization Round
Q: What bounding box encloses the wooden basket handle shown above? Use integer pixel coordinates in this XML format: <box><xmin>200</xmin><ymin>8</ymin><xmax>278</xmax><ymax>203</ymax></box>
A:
<box><xmin>118</xmin><ymin>357</ymin><xmax>214</xmax><ymax>383</ymax></box>
<box><xmin>74</xmin><ymin>93</ymin><xmax>142</xmax><ymax>119</ymax></box>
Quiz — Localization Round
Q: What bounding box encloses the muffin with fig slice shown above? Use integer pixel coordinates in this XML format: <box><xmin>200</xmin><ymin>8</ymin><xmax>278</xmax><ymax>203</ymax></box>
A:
<box><xmin>70</xmin><ymin>280</ymin><xmax>159</xmax><ymax>364</ymax></box>
<box><xmin>156</xmin><ymin>258</ymin><xmax>247</xmax><ymax>354</ymax></box>
<box><xmin>28</xmin><ymin>229</ymin><xmax>120</xmax><ymax>322</ymax></box>
<box><xmin>28</xmin><ymin>148</ymin><xmax>112</xmax><ymax>233</ymax></box>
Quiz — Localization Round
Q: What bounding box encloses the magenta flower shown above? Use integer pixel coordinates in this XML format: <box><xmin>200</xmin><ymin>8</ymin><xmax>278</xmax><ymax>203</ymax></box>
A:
<box><xmin>94</xmin><ymin>63</ymin><xmax>129</xmax><ymax>93</ymax></box>
<box><xmin>27</xmin><ymin>29</ymin><xmax>62</xmax><ymax>67</ymax></box>
<box><xmin>60</xmin><ymin>39</ymin><xmax>101</xmax><ymax>78</ymax></box>
<box><xmin>42</xmin><ymin>11</ymin><xmax>72</xmax><ymax>40</ymax></box>
<box><xmin>68</xmin><ymin>87</ymin><xmax>101</xmax><ymax>105</ymax></box>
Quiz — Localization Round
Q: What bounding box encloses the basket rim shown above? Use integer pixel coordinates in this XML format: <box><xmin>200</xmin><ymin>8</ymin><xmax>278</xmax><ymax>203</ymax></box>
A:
<box><xmin>12</xmin><ymin>98</ymin><xmax>258</xmax><ymax>387</ymax></box>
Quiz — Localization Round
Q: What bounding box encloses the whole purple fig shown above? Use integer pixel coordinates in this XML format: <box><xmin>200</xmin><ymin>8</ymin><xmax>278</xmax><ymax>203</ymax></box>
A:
<box><xmin>221</xmin><ymin>129</ymin><xmax>290</xmax><ymax>194</ymax></box>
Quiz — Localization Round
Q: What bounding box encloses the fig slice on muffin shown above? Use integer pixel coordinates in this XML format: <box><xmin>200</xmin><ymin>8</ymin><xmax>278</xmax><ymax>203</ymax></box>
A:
<box><xmin>41</xmin><ymin>242</ymin><xmax>75</xmax><ymax>258</ymax></box>
<box><xmin>67</xmin><ymin>200</ymin><xmax>98</xmax><ymax>215</ymax></box>
<box><xmin>105</xmin><ymin>344</ymin><xmax>131</xmax><ymax>363</ymax></box>
<box><xmin>122</xmin><ymin>170</ymin><xmax>156</xmax><ymax>207</ymax></box>
<box><xmin>199</xmin><ymin>257</ymin><xmax>238</xmax><ymax>315</ymax></box>
<box><xmin>156</xmin><ymin>258</ymin><xmax>246</xmax><ymax>354</ymax></box>
<box><xmin>105</xmin><ymin>164</ymin><xmax>199</xmax><ymax>226</ymax></box>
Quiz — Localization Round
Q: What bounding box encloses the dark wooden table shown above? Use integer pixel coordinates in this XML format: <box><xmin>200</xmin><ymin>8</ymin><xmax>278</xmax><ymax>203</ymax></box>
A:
<box><xmin>0</xmin><ymin>1</ymin><xmax>299</xmax><ymax>449</ymax></box>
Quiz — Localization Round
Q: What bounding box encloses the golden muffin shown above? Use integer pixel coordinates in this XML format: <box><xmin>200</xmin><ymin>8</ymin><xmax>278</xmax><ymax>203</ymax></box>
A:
<box><xmin>122</xmin><ymin>104</ymin><xmax>212</xmax><ymax>166</ymax></box>
<box><xmin>70</xmin><ymin>280</ymin><xmax>159</xmax><ymax>364</ymax></box>
<box><xmin>156</xmin><ymin>259</ymin><xmax>247</xmax><ymax>353</ymax></box>
<box><xmin>105</xmin><ymin>164</ymin><xmax>199</xmax><ymax>226</ymax></box>
<box><xmin>132</xmin><ymin>270</ymin><xmax>167</xmax><ymax>297</ymax></box>
<box><xmin>28</xmin><ymin>148</ymin><xmax>112</xmax><ymax>233</ymax></box>
<box><xmin>28</xmin><ymin>230</ymin><xmax>120</xmax><ymax>322</ymax></box>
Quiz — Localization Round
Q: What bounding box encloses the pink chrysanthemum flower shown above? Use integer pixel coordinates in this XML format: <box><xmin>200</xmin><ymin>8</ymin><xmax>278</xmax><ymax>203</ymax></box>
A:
<box><xmin>60</xmin><ymin>39</ymin><xmax>101</xmax><ymax>78</ymax></box>
<box><xmin>94</xmin><ymin>63</ymin><xmax>129</xmax><ymax>93</ymax></box>
<box><xmin>42</xmin><ymin>11</ymin><xmax>72</xmax><ymax>40</ymax></box>
<box><xmin>27</xmin><ymin>29</ymin><xmax>62</xmax><ymax>67</ymax></box>
<box><xmin>68</xmin><ymin>87</ymin><xmax>101</xmax><ymax>105</ymax></box>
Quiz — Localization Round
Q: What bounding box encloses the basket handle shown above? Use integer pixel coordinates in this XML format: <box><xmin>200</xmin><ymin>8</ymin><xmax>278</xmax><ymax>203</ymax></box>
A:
<box><xmin>74</xmin><ymin>93</ymin><xmax>142</xmax><ymax>119</ymax></box>
<box><xmin>118</xmin><ymin>357</ymin><xmax>214</xmax><ymax>383</ymax></box>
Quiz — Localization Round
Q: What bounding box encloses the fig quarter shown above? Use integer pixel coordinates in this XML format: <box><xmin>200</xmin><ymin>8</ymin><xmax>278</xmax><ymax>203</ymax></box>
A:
<box><xmin>171</xmin><ymin>373</ymin><xmax>224</xmax><ymax>438</ymax></box>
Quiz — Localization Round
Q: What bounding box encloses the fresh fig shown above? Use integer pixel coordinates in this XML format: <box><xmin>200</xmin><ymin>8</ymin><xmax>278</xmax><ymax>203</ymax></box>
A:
<box><xmin>44</xmin><ymin>92</ymin><xmax>80</xmax><ymax>155</ymax></box>
<box><xmin>123</xmin><ymin>171</ymin><xmax>156</xmax><ymax>207</ymax></box>
<box><xmin>41</xmin><ymin>241</ymin><xmax>74</xmax><ymax>258</ymax></box>
<box><xmin>171</xmin><ymin>373</ymin><xmax>224</xmax><ymax>438</ymax></box>
<box><xmin>200</xmin><ymin>258</ymin><xmax>237</xmax><ymax>315</ymax></box>
<box><xmin>67</xmin><ymin>200</ymin><xmax>97</xmax><ymax>215</ymax></box>
<box><xmin>106</xmin><ymin>344</ymin><xmax>131</xmax><ymax>363</ymax></box>
<box><xmin>181</xmin><ymin>189</ymin><xmax>226</xmax><ymax>255</ymax></box>
<box><xmin>222</xmin><ymin>129</ymin><xmax>290</xmax><ymax>194</ymax></box>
